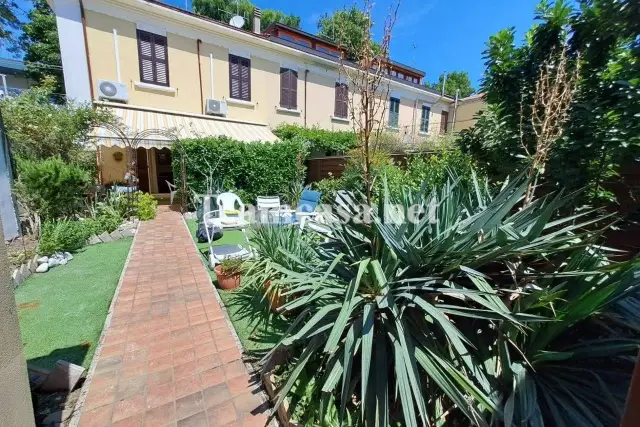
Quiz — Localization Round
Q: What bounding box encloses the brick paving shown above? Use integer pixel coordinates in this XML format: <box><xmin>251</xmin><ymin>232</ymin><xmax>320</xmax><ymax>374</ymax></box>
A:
<box><xmin>77</xmin><ymin>207</ymin><xmax>269</xmax><ymax>427</ymax></box>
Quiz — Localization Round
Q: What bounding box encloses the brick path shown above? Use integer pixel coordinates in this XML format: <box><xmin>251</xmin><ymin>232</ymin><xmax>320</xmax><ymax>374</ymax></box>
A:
<box><xmin>77</xmin><ymin>208</ymin><xmax>269</xmax><ymax>427</ymax></box>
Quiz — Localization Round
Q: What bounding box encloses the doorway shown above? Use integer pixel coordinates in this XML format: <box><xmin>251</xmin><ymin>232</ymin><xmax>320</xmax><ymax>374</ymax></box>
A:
<box><xmin>136</xmin><ymin>147</ymin><xmax>150</xmax><ymax>193</ymax></box>
<box><xmin>155</xmin><ymin>148</ymin><xmax>174</xmax><ymax>193</ymax></box>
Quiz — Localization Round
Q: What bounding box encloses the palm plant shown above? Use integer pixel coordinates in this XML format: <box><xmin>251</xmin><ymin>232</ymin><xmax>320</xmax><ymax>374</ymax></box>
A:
<box><xmin>261</xmin><ymin>173</ymin><xmax>640</xmax><ymax>426</ymax></box>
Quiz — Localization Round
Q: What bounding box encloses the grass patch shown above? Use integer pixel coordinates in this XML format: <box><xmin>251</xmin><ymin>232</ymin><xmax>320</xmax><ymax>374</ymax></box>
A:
<box><xmin>15</xmin><ymin>238</ymin><xmax>133</xmax><ymax>370</ymax></box>
<box><xmin>186</xmin><ymin>219</ymin><xmax>289</xmax><ymax>355</ymax></box>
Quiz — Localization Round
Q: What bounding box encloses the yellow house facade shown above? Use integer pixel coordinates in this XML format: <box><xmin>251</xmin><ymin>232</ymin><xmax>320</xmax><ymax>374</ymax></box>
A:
<box><xmin>48</xmin><ymin>0</ymin><xmax>463</xmax><ymax>194</ymax></box>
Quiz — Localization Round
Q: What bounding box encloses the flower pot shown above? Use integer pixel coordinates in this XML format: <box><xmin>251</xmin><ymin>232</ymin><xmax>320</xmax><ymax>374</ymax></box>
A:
<box><xmin>264</xmin><ymin>280</ymin><xmax>285</xmax><ymax>312</ymax></box>
<box><xmin>214</xmin><ymin>265</ymin><xmax>241</xmax><ymax>290</ymax></box>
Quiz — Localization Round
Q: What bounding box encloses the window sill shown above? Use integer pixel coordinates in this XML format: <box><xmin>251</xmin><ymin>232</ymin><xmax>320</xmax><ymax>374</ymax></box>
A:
<box><xmin>134</xmin><ymin>82</ymin><xmax>176</xmax><ymax>93</ymax></box>
<box><xmin>387</xmin><ymin>126</ymin><xmax>400</xmax><ymax>132</ymax></box>
<box><xmin>418</xmin><ymin>131</ymin><xmax>429</xmax><ymax>136</ymax></box>
<box><xmin>276</xmin><ymin>106</ymin><xmax>301</xmax><ymax>115</ymax></box>
<box><xmin>330</xmin><ymin>115</ymin><xmax>350</xmax><ymax>124</ymax></box>
<box><xmin>226</xmin><ymin>98</ymin><xmax>256</xmax><ymax>108</ymax></box>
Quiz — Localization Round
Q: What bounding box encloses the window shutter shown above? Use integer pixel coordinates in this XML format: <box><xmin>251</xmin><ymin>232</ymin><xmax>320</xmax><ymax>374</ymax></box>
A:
<box><xmin>229</xmin><ymin>55</ymin><xmax>251</xmax><ymax>101</ymax></box>
<box><xmin>289</xmin><ymin>70</ymin><xmax>297</xmax><ymax>109</ymax></box>
<box><xmin>137</xmin><ymin>30</ymin><xmax>169</xmax><ymax>86</ymax></box>
<box><xmin>280</xmin><ymin>69</ymin><xmax>289</xmax><ymax>108</ymax></box>
<box><xmin>279</xmin><ymin>68</ymin><xmax>298</xmax><ymax>109</ymax></box>
<box><xmin>440</xmin><ymin>111</ymin><xmax>449</xmax><ymax>133</ymax></box>
<box><xmin>335</xmin><ymin>83</ymin><xmax>348</xmax><ymax>118</ymax></box>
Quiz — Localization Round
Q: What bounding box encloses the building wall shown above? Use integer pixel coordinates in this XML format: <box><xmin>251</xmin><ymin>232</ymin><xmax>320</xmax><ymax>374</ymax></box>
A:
<box><xmin>454</xmin><ymin>96</ymin><xmax>485</xmax><ymax>132</ymax></box>
<box><xmin>82</xmin><ymin>6</ymin><xmax>453</xmax><ymax>139</ymax></box>
<box><xmin>0</xmin><ymin>220</ymin><xmax>35</xmax><ymax>427</ymax></box>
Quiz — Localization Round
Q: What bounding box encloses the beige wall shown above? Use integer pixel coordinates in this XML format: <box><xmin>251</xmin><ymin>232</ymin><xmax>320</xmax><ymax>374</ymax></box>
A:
<box><xmin>454</xmin><ymin>96</ymin><xmax>485</xmax><ymax>132</ymax></box>
<box><xmin>0</xmin><ymin>222</ymin><xmax>35</xmax><ymax>427</ymax></box>
<box><xmin>84</xmin><ymin>9</ymin><xmax>453</xmax><ymax>138</ymax></box>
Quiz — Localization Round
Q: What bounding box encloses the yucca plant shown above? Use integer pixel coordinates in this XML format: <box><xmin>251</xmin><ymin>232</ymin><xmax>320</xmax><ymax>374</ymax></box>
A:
<box><xmin>261</xmin><ymin>173</ymin><xmax>640</xmax><ymax>426</ymax></box>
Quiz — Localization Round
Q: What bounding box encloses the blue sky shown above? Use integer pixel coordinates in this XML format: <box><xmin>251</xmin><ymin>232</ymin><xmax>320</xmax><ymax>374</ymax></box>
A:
<box><xmin>6</xmin><ymin>0</ymin><xmax>542</xmax><ymax>89</ymax></box>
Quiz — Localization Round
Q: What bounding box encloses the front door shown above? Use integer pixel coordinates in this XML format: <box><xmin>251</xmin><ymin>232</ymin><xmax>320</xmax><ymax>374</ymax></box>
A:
<box><xmin>136</xmin><ymin>147</ymin><xmax>150</xmax><ymax>193</ymax></box>
<box><xmin>155</xmin><ymin>148</ymin><xmax>174</xmax><ymax>193</ymax></box>
<box><xmin>440</xmin><ymin>111</ymin><xmax>449</xmax><ymax>134</ymax></box>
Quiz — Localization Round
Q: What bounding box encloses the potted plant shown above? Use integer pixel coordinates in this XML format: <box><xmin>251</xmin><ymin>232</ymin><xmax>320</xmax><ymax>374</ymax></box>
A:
<box><xmin>214</xmin><ymin>257</ymin><xmax>243</xmax><ymax>290</ymax></box>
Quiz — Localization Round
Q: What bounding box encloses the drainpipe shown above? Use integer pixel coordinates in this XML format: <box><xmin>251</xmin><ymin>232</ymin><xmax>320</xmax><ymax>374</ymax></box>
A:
<box><xmin>197</xmin><ymin>39</ymin><xmax>204</xmax><ymax>114</ymax></box>
<box><xmin>79</xmin><ymin>0</ymin><xmax>95</xmax><ymax>101</ymax></box>
<box><xmin>451</xmin><ymin>88</ymin><xmax>460</xmax><ymax>131</ymax></box>
<box><xmin>304</xmin><ymin>69</ymin><xmax>309</xmax><ymax>127</ymax></box>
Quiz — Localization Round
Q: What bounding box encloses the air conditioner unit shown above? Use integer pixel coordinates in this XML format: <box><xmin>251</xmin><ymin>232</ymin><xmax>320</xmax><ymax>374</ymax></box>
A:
<box><xmin>205</xmin><ymin>99</ymin><xmax>228</xmax><ymax>116</ymax></box>
<box><xmin>97</xmin><ymin>80</ymin><xmax>129</xmax><ymax>102</ymax></box>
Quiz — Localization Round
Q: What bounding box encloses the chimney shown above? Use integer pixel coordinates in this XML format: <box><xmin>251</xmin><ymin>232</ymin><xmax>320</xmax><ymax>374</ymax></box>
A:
<box><xmin>253</xmin><ymin>7</ymin><xmax>261</xmax><ymax>34</ymax></box>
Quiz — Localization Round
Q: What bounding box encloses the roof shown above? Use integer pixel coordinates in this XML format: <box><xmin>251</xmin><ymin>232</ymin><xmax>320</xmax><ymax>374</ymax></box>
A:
<box><xmin>91</xmin><ymin>103</ymin><xmax>279</xmax><ymax>147</ymax></box>
<box><xmin>387</xmin><ymin>59</ymin><xmax>425</xmax><ymax>77</ymax></box>
<box><xmin>0</xmin><ymin>58</ymin><xmax>26</xmax><ymax>75</ymax></box>
<box><xmin>263</xmin><ymin>22</ymin><xmax>341</xmax><ymax>49</ymax></box>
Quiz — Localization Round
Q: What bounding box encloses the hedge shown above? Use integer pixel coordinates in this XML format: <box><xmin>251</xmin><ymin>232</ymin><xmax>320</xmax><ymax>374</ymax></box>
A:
<box><xmin>273</xmin><ymin>124</ymin><xmax>357</xmax><ymax>154</ymax></box>
<box><xmin>172</xmin><ymin>136</ymin><xmax>307</xmax><ymax>204</ymax></box>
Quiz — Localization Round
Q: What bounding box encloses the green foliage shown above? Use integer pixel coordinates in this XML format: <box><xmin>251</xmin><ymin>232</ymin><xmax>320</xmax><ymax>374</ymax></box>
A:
<box><xmin>192</xmin><ymin>0</ymin><xmax>300</xmax><ymax>31</ymax></box>
<box><xmin>427</xmin><ymin>71</ymin><xmax>475</xmax><ymax>97</ymax></box>
<box><xmin>220</xmin><ymin>257</ymin><xmax>244</xmax><ymax>276</ymax></box>
<box><xmin>2</xmin><ymin>80</ymin><xmax>113</xmax><ymax>161</ymax></box>
<box><xmin>17</xmin><ymin>0</ymin><xmax>64</xmax><ymax>95</ymax></box>
<box><xmin>461</xmin><ymin>0</ymin><xmax>640</xmax><ymax>206</ymax></box>
<box><xmin>133</xmin><ymin>192</ymin><xmax>157</xmax><ymax>221</ymax></box>
<box><xmin>86</xmin><ymin>192</ymin><xmax>130</xmax><ymax>232</ymax></box>
<box><xmin>316</xmin><ymin>6</ymin><xmax>381</xmax><ymax>58</ymax></box>
<box><xmin>273</xmin><ymin>123</ymin><xmax>357</xmax><ymax>154</ymax></box>
<box><xmin>38</xmin><ymin>219</ymin><xmax>95</xmax><ymax>255</ymax></box>
<box><xmin>0</xmin><ymin>0</ymin><xmax>20</xmax><ymax>50</ymax></box>
<box><xmin>15</xmin><ymin>157</ymin><xmax>92</xmax><ymax>220</ymax></box>
<box><xmin>173</xmin><ymin>136</ymin><xmax>307</xmax><ymax>203</ymax></box>
<box><xmin>262</xmin><ymin>173</ymin><xmax>640</xmax><ymax>426</ymax></box>
<box><xmin>312</xmin><ymin>174</ymin><xmax>346</xmax><ymax>204</ymax></box>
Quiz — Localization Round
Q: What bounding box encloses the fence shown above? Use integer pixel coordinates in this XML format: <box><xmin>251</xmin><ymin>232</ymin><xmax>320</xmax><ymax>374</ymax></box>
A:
<box><xmin>306</xmin><ymin>153</ymin><xmax>418</xmax><ymax>183</ymax></box>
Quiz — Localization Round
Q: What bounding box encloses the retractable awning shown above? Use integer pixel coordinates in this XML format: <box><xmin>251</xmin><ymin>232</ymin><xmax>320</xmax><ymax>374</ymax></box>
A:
<box><xmin>91</xmin><ymin>105</ymin><xmax>279</xmax><ymax>148</ymax></box>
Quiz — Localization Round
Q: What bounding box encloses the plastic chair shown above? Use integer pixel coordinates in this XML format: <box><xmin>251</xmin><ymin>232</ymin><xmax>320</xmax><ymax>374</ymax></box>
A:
<box><xmin>256</xmin><ymin>196</ymin><xmax>285</xmax><ymax>224</ymax></box>
<box><xmin>166</xmin><ymin>181</ymin><xmax>178</xmax><ymax>205</ymax></box>
<box><xmin>216</xmin><ymin>192</ymin><xmax>245</xmax><ymax>220</ymax></box>
<box><xmin>281</xmin><ymin>189</ymin><xmax>322</xmax><ymax>225</ymax></box>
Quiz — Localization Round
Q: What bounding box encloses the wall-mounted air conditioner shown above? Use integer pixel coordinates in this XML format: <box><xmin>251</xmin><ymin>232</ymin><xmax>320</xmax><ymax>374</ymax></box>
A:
<box><xmin>97</xmin><ymin>80</ymin><xmax>129</xmax><ymax>102</ymax></box>
<box><xmin>205</xmin><ymin>99</ymin><xmax>228</xmax><ymax>116</ymax></box>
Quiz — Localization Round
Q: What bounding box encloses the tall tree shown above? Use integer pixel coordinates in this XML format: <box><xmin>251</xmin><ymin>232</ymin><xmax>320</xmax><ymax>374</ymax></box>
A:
<box><xmin>317</xmin><ymin>6</ymin><xmax>381</xmax><ymax>58</ymax></box>
<box><xmin>192</xmin><ymin>0</ymin><xmax>300</xmax><ymax>31</ymax></box>
<box><xmin>428</xmin><ymin>71</ymin><xmax>475</xmax><ymax>97</ymax></box>
<box><xmin>261</xmin><ymin>9</ymin><xmax>300</xmax><ymax>30</ymax></box>
<box><xmin>18</xmin><ymin>0</ymin><xmax>64</xmax><ymax>95</ymax></box>
<box><xmin>0</xmin><ymin>0</ymin><xmax>20</xmax><ymax>51</ymax></box>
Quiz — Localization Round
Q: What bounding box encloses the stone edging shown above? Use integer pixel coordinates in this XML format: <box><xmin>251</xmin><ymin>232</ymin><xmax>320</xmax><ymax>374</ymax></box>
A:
<box><xmin>10</xmin><ymin>220</ymin><xmax>139</xmax><ymax>288</ymax></box>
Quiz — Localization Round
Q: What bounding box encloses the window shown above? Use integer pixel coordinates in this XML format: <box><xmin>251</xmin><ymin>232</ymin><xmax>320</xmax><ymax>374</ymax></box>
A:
<box><xmin>280</xmin><ymin>68</ymin><xmax>298</xmax><ymax>109</ymax></box>
<box><xmin>229</xmin><ymin>54</ymin><xmax>251</xmax><ymax>101</ymax></box>
<box><xmin>334</xmin><ymin>83</ymin><xmax>348</xmax><ymax>118</ymax></box>
<box><xmin>316</xmin><ymin>46</ymin><xmax>330</xmax><ymax>55</ymax></box>
<box><xmin>398</xmin><ymin>72</ymin><xmax>404</xmax><ymax>79</ymax></box>
<box><xmin>389</xmin><ymin>97</ymin><xmax>400</xmax><ymax>127</ymax></box>
<box><xmin>280</xmin><ymin>34</ymin><xmax>294</xmax><ymax>42</ymax></box>
<box><xmin>137</xmin><ymin>30</ymin><xmax>169</xmax><ymax>86</ymax></box>
<box><xmin>413</xmin><ymin>77</ymin><xmax>419</xmax><ymax>84</ymax></box>
<box><xmin>391</xmin><ymin>70</ymin><xmax>397</xmax><ymax>77</ymax></box>
<box><xmin>420</xmin><ymin>105</ymin><xmax>430</xmax><ymax>133</ymax></box>
<box><xmin>440</xmin><ymin>111</ymin><xmax>449</xmax><ymax>133</ymax></box>
<box><xmin>295</xmin><ymin>39</ymin><xmax>311</xmax><ymax>48</ymax></box>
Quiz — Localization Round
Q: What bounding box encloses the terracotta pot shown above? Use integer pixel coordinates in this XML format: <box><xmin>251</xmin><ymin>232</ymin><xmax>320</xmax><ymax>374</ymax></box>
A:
<box><xmin>263</xmin><ymin>280</ymin><xmax>285</xmax><ymax>312</ymax></box>
<box><xmin>214</xmin><ymin>265</ymin><xmax>241</xmax><ymax>290</ymax></box>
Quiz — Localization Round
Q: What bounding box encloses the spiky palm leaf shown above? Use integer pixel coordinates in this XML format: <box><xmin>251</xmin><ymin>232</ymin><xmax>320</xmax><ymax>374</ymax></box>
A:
<box><xmin>257</xmin><ymin>173</ymin><xmax>640</xmax><ymax>426</ymax></box>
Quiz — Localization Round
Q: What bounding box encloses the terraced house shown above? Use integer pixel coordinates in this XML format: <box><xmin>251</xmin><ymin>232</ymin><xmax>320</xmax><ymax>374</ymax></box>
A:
<box><xmin>48</xmin><ymin>0</ymin><xmax>462</xmax><ymax>194</ymax></box>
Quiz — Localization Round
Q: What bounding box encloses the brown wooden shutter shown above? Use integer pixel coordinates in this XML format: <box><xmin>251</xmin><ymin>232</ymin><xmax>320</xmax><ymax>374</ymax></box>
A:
<box><xmin>280</xmin><ymin>68</ymin><xmax>298</xmax><ymax>109</ymax></box>
<box><xmin>440</xmin><ymin>111</ymin><xmax>449</xmax><ymax>133</ymax></box>
<box><xmin>137</xmin><ymin>30</ymin><xmax>169</xmax><ymax>86</ymax></box>
<box><xmin>229</xmin><ymin>54</ymin><xmax>251</xmax><ymax>101</ymax></box>
<box><xmin>335</xmin><ymin>83</ymin><xmax>348</xmax><ymax>118</ymax></box>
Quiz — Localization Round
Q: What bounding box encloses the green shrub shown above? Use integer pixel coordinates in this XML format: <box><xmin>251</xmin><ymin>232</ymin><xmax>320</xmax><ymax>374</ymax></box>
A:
<box><xmin>15</xmin><ymin>157</ymin><xmax>92</xmax><ymax>220</ymax></box>
<box><xmin>173</xmin><ymin>137</ymin><xmax>307</xmax><ymax>203</ymax></box>
<box><xmin>38</xmin><ymin>219</ymin><xmax>95</xmax><ymax>255</ymax></box>
<box><xmin>134</xmin><ymin>192</ymin><xmax>157</xmax><ymax>220</ymax></box>
<box><xmin>273</xmin><ymin>123</ymin><xmax>357</xmax><ymax>154</ymax></box>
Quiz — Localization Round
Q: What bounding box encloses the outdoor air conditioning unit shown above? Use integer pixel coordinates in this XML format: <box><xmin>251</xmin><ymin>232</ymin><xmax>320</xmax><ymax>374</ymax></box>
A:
<box><xmin>97</xmin><ymin>80</ymin><xmax>129</xmax><ymax>102</ymax></box>
<box><xmin>205</xmin><ymin>99</ymin><xmax>228</xmax><ymax>116</ymax></box>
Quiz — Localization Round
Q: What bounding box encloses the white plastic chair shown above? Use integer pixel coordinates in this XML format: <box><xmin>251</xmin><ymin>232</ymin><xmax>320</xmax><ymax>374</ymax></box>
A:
<box><xmin>166</xmin><ymin>180</ymin><xmax>178</xmax><ymax>205</ymax></box>
<box><xmin>256</xmin><ymin>196</ymin><xmax>285</xmax><ymax>224</ymax></box>
<box><xmin>217</xmin><ymin>192</ymin><xmax>245</xmax><ymax>220</ymax></box>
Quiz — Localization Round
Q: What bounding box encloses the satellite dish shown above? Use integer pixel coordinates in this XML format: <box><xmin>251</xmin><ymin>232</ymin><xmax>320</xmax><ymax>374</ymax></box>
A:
<box><xmin>229</xmin><ymin>15</ymin><xmax>245</xmax><ymax>28</ymax></box>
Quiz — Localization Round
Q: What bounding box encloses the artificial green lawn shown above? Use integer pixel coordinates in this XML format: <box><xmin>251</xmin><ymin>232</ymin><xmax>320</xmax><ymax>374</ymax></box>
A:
<box><xmin>186</xmin><ymin>219</ymin><xmax>289</xmax><ymax>356</ymax></box>
<box><xmin>15</xmin><ymin>238</ymin><xmax>133</xmax><ymax>370</ymax></box>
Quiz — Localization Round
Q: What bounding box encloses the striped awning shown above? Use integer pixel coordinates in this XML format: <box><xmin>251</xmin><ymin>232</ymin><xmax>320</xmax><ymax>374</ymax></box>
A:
<box><xmin>91</xmin><ymin>106</ymin><xmax>279</xmax><ymax>148</ymax></box>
